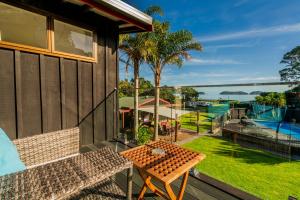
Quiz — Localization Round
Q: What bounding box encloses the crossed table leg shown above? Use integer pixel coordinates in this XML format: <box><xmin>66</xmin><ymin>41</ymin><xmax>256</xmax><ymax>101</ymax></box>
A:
<box><xmin>137</xmin><ymin>169</ymin><xmax>189</xmax><ymax>200</ymax></box>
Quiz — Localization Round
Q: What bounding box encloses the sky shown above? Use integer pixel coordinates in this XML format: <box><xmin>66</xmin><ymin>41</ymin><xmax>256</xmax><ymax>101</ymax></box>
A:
<box><xmin>120</xmin><ymin>0</ymin><xmax>300</xmax><ymax>87</ymax></box>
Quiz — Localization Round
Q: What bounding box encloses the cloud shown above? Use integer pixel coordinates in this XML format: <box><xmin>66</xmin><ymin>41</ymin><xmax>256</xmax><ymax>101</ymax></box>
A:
<box><xmin>160</xmin><ymin>71</ymin><xmax>244</xmax><ymax>86</ymax></box>
<box><xmin>186</xmin><ymin>58</ymin><xmax>245</xmax><ymax>65</ymax></box>
<box><xmin>205</xmin><ymin>42</ymin><xmax>255</xmax><ymax>51</ymax></box>
<box><xmin>204</xmin><ymin>42</ymin><xmax>259</xmax><ymax>52</ymax></box>
<box><xmin>198</xmin><ymin>23</ymin><xmax>300</xmax><ymax>42</ymax></box>
<box><xmin>235</xmin><ymin>76</ymin><xmax>279</xmax><ymax>82</ymax></box>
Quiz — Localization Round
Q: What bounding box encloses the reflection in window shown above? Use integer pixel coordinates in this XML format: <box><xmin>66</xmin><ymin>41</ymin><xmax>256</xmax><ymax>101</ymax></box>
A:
<box><xmin>54</xmin><ymin>20</ymin><xmax>93</xmax><ymax>57</ymax></box>
<box><xmin>0</xmin><ymin>2</ymin><xmax>47</xmax><ymax>49</ymax></box>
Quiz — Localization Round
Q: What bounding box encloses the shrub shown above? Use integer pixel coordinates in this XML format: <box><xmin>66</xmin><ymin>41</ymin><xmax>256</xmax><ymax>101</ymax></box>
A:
<box><xmin>137</xmin><ymin>125</ymin><xmax>153</xmax><ymax>145</ymax></box>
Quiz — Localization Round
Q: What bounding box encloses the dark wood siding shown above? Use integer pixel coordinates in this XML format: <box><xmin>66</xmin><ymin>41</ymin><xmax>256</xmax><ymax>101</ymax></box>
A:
<box><xmin>0</xmin><ymin>23</ymin><xmax>119</xmax><ymax>145</ymax></box>
<box><xmin>106</xmin><ymin>26</ymin><xmax>118</xmax><ymax>140</ymax></box>
<box><xmin>61</xmin><ymin>58</ymin><xmax>78</xmax><ymax>129</ymax></box>
<box><xmin>78</xmin><ymin>61</ymin><xmax>94</xmax><ymax>145</ymax></box>
<box><xmin>17</xmin><ymin>52</ymin><xmax>42</xmax><ymax>137</ymax></box>
<box><xmin>41</xmin><ymin>56</ymin><xmax>61</xmax><ymax>132</ymax></box>
<box><xmin>93</xmin><ymin>32</ymin><xmax>106</xmax><ymax>143</ymax></box>
<box><xmin>0</xmin><ymin>49</ymin><xmax>16</xmax><ymax>139</ymax></box>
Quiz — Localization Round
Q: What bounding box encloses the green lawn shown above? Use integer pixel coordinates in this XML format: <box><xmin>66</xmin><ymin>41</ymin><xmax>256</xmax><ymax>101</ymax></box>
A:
<box><xmin>179</xmin><ymin>104</ymin><xmax>229</xmax><ymax>133</ymax></box>
<box><xmin>179</xmin><ymin>112</ymin><xmax>212</xmax><ymax>133</ymax></box>
<box><xmin>183</xmin><ymin>136</ymin><xmax>300</xmax><ymax>200</ymax></box>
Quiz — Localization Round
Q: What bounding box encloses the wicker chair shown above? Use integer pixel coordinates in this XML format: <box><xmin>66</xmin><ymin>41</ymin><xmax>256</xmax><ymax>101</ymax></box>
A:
<box><xmin>0</xmin><ymin>127</ymin><xmax>133</xmax><ymax>200</ymax></box>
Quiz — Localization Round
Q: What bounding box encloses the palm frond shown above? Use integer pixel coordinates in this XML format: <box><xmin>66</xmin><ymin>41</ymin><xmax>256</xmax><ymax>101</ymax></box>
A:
<box><xmin>145</xmin><ymin>5</ymin><xmax>164</xmax><ymax>16</ymax></box>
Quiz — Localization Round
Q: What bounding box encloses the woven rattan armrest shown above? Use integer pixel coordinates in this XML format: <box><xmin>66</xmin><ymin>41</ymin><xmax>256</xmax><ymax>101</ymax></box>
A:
<box><xmin>13</xmin><ymin>127</ymin><xmax>80</xmax><ymax>168</ymax></box>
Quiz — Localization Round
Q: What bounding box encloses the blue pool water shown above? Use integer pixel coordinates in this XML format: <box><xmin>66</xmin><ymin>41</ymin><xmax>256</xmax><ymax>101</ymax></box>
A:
<box><xmin>255</xmin><ymin>121</ymin><xmax>300</xmax><ymax>140</ymax></box>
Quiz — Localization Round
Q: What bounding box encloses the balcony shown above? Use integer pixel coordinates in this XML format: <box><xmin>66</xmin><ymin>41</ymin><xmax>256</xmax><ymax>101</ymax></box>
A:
<box><xmin>0</xmin><ymin>0</ymin><xmax>300</xmax><ymax>199</ymax></box>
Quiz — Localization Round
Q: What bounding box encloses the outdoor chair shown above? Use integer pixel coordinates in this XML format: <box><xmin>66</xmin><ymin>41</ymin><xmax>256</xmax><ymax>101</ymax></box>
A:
<box><xmin>0</xmin><ymin>127</ymin><xmax>133</xmax><ymax>200</ymax></box>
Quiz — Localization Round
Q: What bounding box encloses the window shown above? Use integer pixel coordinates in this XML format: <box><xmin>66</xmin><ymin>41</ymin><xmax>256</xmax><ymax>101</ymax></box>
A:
<box><xmin>0</xmin><ymin>2</ymin><xmax>47</xmax><ymax>49</ymax></box>
<box><xmin>54</xmin><ymin>20</ymin><xmax>94</xmax><ymax>57</ymax></box>
<box><xmin>0</xmin><ymin>2</ymin><xmax>96</xmax><ymax>61</ymax></box>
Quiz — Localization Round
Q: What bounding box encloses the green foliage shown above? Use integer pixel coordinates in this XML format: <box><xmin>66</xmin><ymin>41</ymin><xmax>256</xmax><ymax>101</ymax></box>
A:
<box><xmin>135</xmin><ymin>78</ymin><xmax>154</xmax><ymax>96</ymax></box>
<box><xmin>146</xmin><ymin>21</ymin><xmax>202</xmax><ymax>71</ymax></box>
<box><xmin>119</xmin><ymin>79</ymin><xmax>134</xmax><ymax>97</ymax></box>
<box><xmin>119</xmin><ymin>78</ymin><xmax>155</xmax><ymax>98</ymax></box>
<box><xmin>137</xmin><ymin>125</ymin><xmax>153</xmax><ymax>145</ymax></box>
<box><xmin>229</xmin><ymin>100</ymin><xmax>240</xmax><ymax>105</ymax></box>
<box><xmin>119</xmin><ymin>78</ymin><xmax>177</xmax><ymax>104</ymax></box>
<box><xmin>145</xmin><ymin>5</ymin><xmax>164</xmax><ymax>16</ymax></box>
<box><xmin>180</xmin><ymin>87</ymin><xmax>199</xmax><ymax>101</ymax></box>
<box><xmin>279</xmin><ymin>46</ymin><xmax>300</xmax><ymax>83</ymax></box>
<box><xmin>119</xmin><ymin>5</ymin><xmax>163</xmax><ymax>73</ymax></box>
<box><xmin>255</xmin><ymin>92</ymin><xmax>286</xmax><ymax>107</ymax></box>
<box><xmin>183</xmin><ymin>137</ymin><xmax>300</xmax><ymax>200</ymax></box>
<box><xmin>160</xmin><ymin>86</ymin><xmax>176</xmax><ymax>103</ymax></box>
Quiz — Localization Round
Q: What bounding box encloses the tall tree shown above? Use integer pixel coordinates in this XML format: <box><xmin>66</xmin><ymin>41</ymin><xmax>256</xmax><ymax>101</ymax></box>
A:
<box><xmin>279</xmin><ymin>46</ymin><xmax>300</xmax><ymax>83</ymax></box>
<box><xmin>181</xmin><ymin>87</ymin><xmax>199</xmax><ymax>101</ymax></box>
<box><xmin>119</xmin><ymin>79</ymin><xmax>134</xmax><ymax>97</ymax></box>
<box><xmin>255</xmin><ymin>92</ymin><xmax>286</xmax><ymax>107</ymax></box>
<box><xmin>130</xmin><ymin>77</ymin><xmax>154</xmax><ymax>96</ymax></box>
<box><xmin>146</xmin><ymin>21</ymin><xmax>202</xmax><ymax>140</ymax></box>
<box><xmin>160</xmin><ymin>86</ymin><xmax>176</xmax><ymax>103</ymax></box>
<box><xmin>119</xmin><ymin>6</ymin><xmax>162</xmax><ymax>138</ymax></box>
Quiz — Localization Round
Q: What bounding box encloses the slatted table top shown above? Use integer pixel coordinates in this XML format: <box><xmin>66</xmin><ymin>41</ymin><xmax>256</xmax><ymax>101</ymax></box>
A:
<box><xmin>121</xmin><ymin>141</ymin><xmax>205</xmax><ymax>184</ymax></box>
<box><xmin>0</xmin><ymin>147</ymin><xmax>132</xmax><ymax>200</ymax></box>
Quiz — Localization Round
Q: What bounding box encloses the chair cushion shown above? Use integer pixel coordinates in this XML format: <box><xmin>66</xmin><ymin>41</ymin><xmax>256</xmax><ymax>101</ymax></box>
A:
<box><xmin>0</xmin><ymin>128</ymin><xmax>26</xmax><ymax>176</ymax></box>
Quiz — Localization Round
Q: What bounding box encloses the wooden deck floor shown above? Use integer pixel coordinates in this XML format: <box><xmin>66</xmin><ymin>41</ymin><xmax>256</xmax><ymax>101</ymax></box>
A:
<box><xmin>81</xmin><ymin>141</ymin><xmax>240</xmax><ymax>200</ymax></box>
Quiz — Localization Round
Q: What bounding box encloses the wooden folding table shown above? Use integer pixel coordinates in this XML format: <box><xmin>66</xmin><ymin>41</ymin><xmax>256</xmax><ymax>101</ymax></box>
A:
<box><xmin>121</xmin><ymin>141</ymin><xmax>205</xmax><ymax>200</ymax></box>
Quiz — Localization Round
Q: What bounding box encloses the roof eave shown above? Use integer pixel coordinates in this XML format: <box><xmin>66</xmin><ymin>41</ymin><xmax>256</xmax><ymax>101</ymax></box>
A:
<box><xmin>66</xmin><ymin>0</ymin><xmax>153</xmax><ymax>33</ymax></box>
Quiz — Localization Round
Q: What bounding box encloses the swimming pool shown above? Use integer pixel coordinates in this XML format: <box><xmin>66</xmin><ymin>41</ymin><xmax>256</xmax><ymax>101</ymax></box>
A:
<box><xmin>255</xmin><ymin>121</ymin><xmax>300</xmax><ymax>140</ymax></box>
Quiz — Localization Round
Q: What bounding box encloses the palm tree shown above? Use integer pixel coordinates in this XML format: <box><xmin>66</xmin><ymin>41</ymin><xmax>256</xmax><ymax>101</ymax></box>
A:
<box><xmin>118</xmin><ymin>6</ymin><xmax>162</xmax><ymax>139</ymax></box>
<box><xmin>146</xmin><ymin>21</ymin><xmax>202</xmax><ymax>140</ymax></box>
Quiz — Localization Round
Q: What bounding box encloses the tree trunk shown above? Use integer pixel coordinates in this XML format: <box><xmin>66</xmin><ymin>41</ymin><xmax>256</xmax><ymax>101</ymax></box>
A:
<box><xmin>133</xmin><ymin>62</ymin><xmax>139</xmax><ymax>139</ymax></box>
<box><xmin>154</xmin><ymin>70</ymin><xmax>161</xmax><ymax>141</ymax></box>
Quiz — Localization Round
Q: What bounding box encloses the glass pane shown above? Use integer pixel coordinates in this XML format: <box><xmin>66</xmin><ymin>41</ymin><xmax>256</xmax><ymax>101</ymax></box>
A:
<box><xmin>0</xmin><ymin>2</ymin><xmax>47</xmax><ymax>49</ymax></box>
<box><xmin>54</xmin><ymin>20</ymin><xmax>93</xmax><ymax>57</ymax></box>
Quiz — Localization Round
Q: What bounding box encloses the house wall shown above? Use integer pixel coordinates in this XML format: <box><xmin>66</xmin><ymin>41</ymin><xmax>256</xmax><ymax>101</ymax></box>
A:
<box><xmin>0</xmin><ymin>1</ymin><xmax>119</xmax><ymax>145</ymax></box>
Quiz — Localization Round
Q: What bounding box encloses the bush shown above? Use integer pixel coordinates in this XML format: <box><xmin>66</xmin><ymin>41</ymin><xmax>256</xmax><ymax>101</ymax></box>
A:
<box><xmin>137</xmin><ymin>125</ymin><xmax>153</xmax><ymax>145</ymax></box>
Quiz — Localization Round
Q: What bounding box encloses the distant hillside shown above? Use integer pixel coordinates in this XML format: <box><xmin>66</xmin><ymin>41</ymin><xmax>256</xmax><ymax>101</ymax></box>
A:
<box><xmin>199</xmin><ymin>92</ymin><xmax>205</xmax><ymax>95</ymax></box>
<box><xmin>249</xmin><ymin>91</ymin><xmax>263</xmax><ymax>95</ymax></box>
<box><xmin>220</xmin><ymin>91</ymin><xmax>248</xmax><ymax>95</ymax></box>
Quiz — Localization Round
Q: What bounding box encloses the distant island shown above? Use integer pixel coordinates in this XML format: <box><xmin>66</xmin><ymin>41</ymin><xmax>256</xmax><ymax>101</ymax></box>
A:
<box><xmin>220</xmin><ymin>91</ymin><xmax>248</xmax><ymax>95</ymax></box>
<box><xmin>198</xmin><ymin>92</ymin><xmax>205</xmax><ymax>95</ymax></box>
<box><xmin>249</xmin><ymin>91</ymin><xmax>263</xmax><ymax>95</ymax></box>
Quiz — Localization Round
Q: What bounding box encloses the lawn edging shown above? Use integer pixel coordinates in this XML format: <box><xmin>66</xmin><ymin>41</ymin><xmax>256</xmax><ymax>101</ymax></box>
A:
<box><xmin>192</xmin><ymin>171</ymin><xmax>261</xmax><ymax>200</ymax></box>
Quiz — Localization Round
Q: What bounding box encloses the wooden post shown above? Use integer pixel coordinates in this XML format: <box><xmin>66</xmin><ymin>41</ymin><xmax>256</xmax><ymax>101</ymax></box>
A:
<box><xmin>232</xmin><ymin>132</ymin><xmax>237</xmax><ymax>144</ymax></box>
<box><xmin>175</xmin><ymin>114</ymin><xmax>178</xmax><ymax>142</ymax></box>
<box><xmin>170</xmin><ymin>106</ymin><xmax>173</xmax><ymax>143</ymax></box>
<box><xmin>210</xmin><ymin>118</ymin><xmax>213</xmax><ymax>133</ymax></box>
<box><xmin>196</xmin><ymin>111</ymin><xmax>199</xmax><ymax>134</ymax></box>
<box><xmin>122</xmin><ymin>112</ymin><xmax>125</xmax><ymax>129</ymax></box>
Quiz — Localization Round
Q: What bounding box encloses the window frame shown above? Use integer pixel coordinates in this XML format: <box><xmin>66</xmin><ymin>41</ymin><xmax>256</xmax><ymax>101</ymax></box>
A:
<box><xmin>51</xmin><ymin>18</ymin><xmax>98</xmax><ymax>62</ymax></box>
<box><xmin>0</xmin><ymin>2</ymin><xmax>97</xmax><ymax>63</ymax></box>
